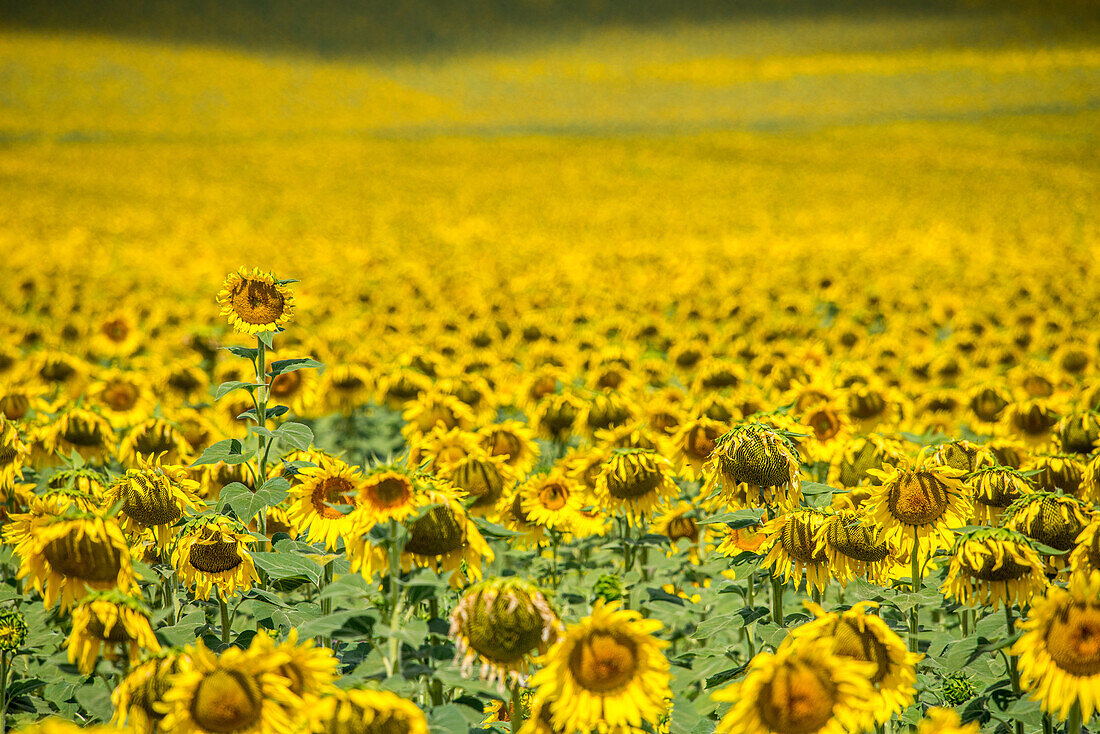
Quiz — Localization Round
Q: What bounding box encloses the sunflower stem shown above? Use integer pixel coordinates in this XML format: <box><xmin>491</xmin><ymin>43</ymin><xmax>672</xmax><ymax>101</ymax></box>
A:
<box><xmin>510</xmin><ymin>680</ymin><xmax>524</xmax><ymax>734</ymax></box>
<box><xmin>219</xmin><ymin>593</ymin><xmax>232</xmax><ymax>645</ymax></box>
<box><xmin>386</xmin><ymin>519</ymin><xmax>404</xmax><ymax>677</ymax></box>
<box><xmin>1068</xmin><ymin>702</ymin><xmax>1082</xmax><ymax>734</ymax></box>
<box><xmin>771</xmin><ymin>575</ymin><xmax>784</xmax><ymax>627</ymax></box>
<box><xmin>908</xmin><ymin>541</ymin><xmax>921</xmax><ymax>655</ymax></box>
<box><xmin>1042</xmin><ymin>713</ymin><xmax>1053</xmax><ymax>734</ymax></box>
<box><xmin>1005</xmin><ymin>603</ymin><xmax>1023</xmax><ymax>734</ymax></box>
<box><xmin>960</xmin><ymin>609</ymin><xmax>969</xmax><ymax>637</ymax></box>
<box><xmin>320</xmin><ymin>559</ymin><xmax>335</xmax><ymax>647</ymax></box>
<box><xmin>746</xmin><ymin>571</ymin><xmax>757</xmax><ymax>659</ymax></box>
<box><xmin>254</xmin><ymin>337</ymin><xmax>269</xmax><ymax>544</ymax></box>
<box><xmin>1</xmin><ymin>650</ymin><xmax>9</xmax><ymax>734</ymax></box>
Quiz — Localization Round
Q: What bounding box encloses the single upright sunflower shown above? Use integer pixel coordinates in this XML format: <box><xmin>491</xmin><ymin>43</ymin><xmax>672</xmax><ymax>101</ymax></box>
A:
<box><xmin>105</xmin><ymin>455</ymin><xmax>201</xmax><ymax>549</ymax></box>
<box><xmin>703</xmin><ymin>423</ymin><xmax>802</xmax><ymax>509</ymax></box>
<box><xmin>1012</xmin><ymin>573</ymin><xmax>1100</xmax><ymax>721</ymax></box>
<box><xmin>813</xmin><ymin>510</ymin><xmax>897</xmax><ymax>587</ymax></box>
<box><xmin>711</xmin><ymin>635</ymin><xmax>876</xmax><ymax>734</ymax></box>
<box><xmin>160</xmin><ymin>637</ymin><xmax>301</xmax><ymax>734</ymax></box>
<box><xmin>171</xmin><ymin>515</ymin><xmax>260</xmax><ymax>600</ymax></box>
<box><xmin>594</xmin><ymin>448</ymin><xmax>679</xmax><ymax>522</ymax></box>
<box><xmin>760</xmin><ymin>508</ymin><xmax>833</xmax><ymax>595</ymax></box>
<box><xmin>67</xmin><ymin>590</ymin><xmax>160</xmax><ymax>674</ymax></box>
<box><xmin>790</xmin><ymin>601</ymin><xmax>922</xmax><ymax>725</ymax></box>
<box><xmin>528</xmin><ymin>600</ymin><xmax>671</xmax><ymax>734</ymax></box>
<box><xmin>866</xmin><ymin>464</ymin><xmax>971</xmax><ymax>559</ymax></box>
<box><xmin>217</xmin><ymin>268</ymin><xmax>295</xmax><ymax>335</ymax></box>
<box><xmin>450</xmin><ymin>577</ymin><xmax>562</xmax><ymax>684</ymax></box>
<box><xmin>478</xmin><ymin>420</ymin><xmax>541</xmax><ymax>476</ymax></box>
<box><xmin>285</xmin><ymin>455</ymin><xmax>365</xmax><ymax>550</ymax></box>
<box><xmin>940</xmin><ymin>528</ymin><xmax>1046</xmax><ymax>610</ymax></box>
<box><xmin>518</xmin><ymin>471</ymin><xmax>583</xmax><ymax>534</ymax></box>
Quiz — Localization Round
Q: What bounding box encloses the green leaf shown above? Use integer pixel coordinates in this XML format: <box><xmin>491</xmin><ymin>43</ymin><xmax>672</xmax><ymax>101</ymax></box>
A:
<box><xmin>252</xmin><ymin>551</ymin><xmax>323</xmax><ymax>586</ymax></box>
<box><xmin>190</xmin><ymin>438</ymin><xmax>254</xmax><ymax>467</ymax></box>
<box><xmin>220</xmin><ymin>476</ymin><xmax>289</xmax><ymax>523</ymax></box>
<box><xmin>6</xmin><ymin>678</ymin><xmax>46</xmax><ymax>699</ymax></box>
<box><xmin>691</xmin><ymin>613</ymin><xmax>745</xmax><ymax>639</ymax></box>
<box><xmin>258</xmin><ymin>331</ymin><xmax>275</xmax><ymax>349</ymax></box>
<box><xmin>297</xmin><ymin>610</ymin><xmax>376</xmax><ymax>639</ymax></box>
<box><xmin>224</xmin><ymin>345</ymin><xmax>258</xmax><ymax>360</ymax></box>
<box><xmin>699</xmin><ymin>508</ymin><xmax>765</xmax><ymax>528</ymax></box>
<box><xmin>215</xmin><ymin>381</ymin><xmax>261</xmax><ymax>400</ymax></box>
<box><xmin>218</xmin><ymin>482</ymin><xmax>254</xmax><ymax>519</ymax></box>
<box><xmin>268</xmin><ymin>358</ymin><xmax>324</xmax><ymax>377</ymax></box>
<box><xmin>274</xmin><ymin>422</ymin><xmax>313</xmax><ymax>450</ymax></box>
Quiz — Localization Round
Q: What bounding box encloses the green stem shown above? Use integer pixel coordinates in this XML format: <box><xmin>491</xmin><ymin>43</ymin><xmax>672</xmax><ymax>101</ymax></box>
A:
<box><xmin>321</xmin><ymin>560</ymin><xmax>335</xmax><ymax>647</ymax></box>
<box><xmin>908</xmin><ymin>541</ymin><xmax>921</xmax><ymax>655</ymax></box>
<box><xmin>254</xmin><ymin>337</ymin><xmax>269</xmax><ymax>540</ymax></box>
<box><xmin>1068</xmin><ymin>702</ymin><xmax>1082</xmax><ymax>734</ymax></box>
<box><xmin>771</xmin><ymin>575</ymin><xmax>784</xmax><ymax>627</ymax></box>
<box><xmin>1</xmin><ymin>651</ymin><xmax>9</xmax><ymax>734</ymax></box>
<box><xmin>386</xmin><ymin>519</ymin><xmax>404</xmax><ymax>677</ymax></box>
<box><xmin>812</xmin><ymin>586</ymin><xmax>823</xmax><ymax>607</ymax></box>
<box><xmin>746</xmin><ymin>571</ymin><xmax>756</xmax><ymax>659</ymax></box>
<box><xmin>219</xmin><ymin>593</ymin><xmax>232</xmax><ymax>645</ymax></box>
<box><xmin>551</xmin><ymin>534</ymin><xmax>559</xmax><ymax>587</ymax></box>
<box><xmin>510</xmin><ymin>680</ymin><xmax>524</xmax><ymax>734</ymax></box>
<box><xmin>960</xmin><ymin>608</ymin><xmax>969</xmax><ymax>637</ymax></box>
<box><xmin>1042</xmin><ymin>713</ymin><xmax>1053</xmax><ymax>734</ymax></box>
<box><xmin>1005</xmin><ymin>605</ymin><xmax>1023</xmax><ymax>734</ymax></box>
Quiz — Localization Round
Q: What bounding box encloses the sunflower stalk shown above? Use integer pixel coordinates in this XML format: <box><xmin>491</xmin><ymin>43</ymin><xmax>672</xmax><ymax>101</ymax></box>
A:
<box><xmin>1068</xmin><ymin>702</ymin><xmax>1082</xmax><ymax>734</ymax></box>
<box><xmin>510</xmin><ymin>679</ymin><xmax>525</xmax><ymax>734</ymax></box>
<box><xmin>385</xmin><ymin>519</ymin><xmax>405</xmax><ymax>677</ymax></box>
<box><xmin>253</xmin><ymin>336</ymin><xmax>269</xmax><ymax>542</ymax></box>
<box><xmin>218</xmin><ymin>592</ymin><xmax>232</xmax><ymax>645</ymax></box>
<box><xmin>321</xmin><ymin>559</ymin><xmax>335</xmax><ymax>647</ymax></box>
<box><xmin>908</xmin><ymin>541</ymin><xmax>921</xmax><ymax>654</ymax></box>
<box><xmin>1004</xmin><ymin>604</ymin><xmax>1024</xmax><ymax>734</ymax></box>
<box><xmin>0</xmin><ymin>650</ymin><xmax>9</xmax><ymax>734</ymax></box>
<box><xmin>771</xmin><ymin>575</ymin><xmax>784</xmax><ymax>627</ymax></box>
<box><xmin>746</xmin><ymin>570</ymin><xmax>756</xmax><ymax>658</ymax></box>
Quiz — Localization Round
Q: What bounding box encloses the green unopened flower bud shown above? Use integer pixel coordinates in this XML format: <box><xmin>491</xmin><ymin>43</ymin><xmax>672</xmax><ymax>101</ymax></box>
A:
<box><xmin>0</xmin><ymin>608</ymin><xmax>28</xmax><ymax>651</ymax></box>
<box><xmin>940</xmin><ymin>672</ymin><xmax>976</xmax><ymax>706</ymax></box>
<box><xmin>592</xmin><ymin>573</ymin><xmax>623</xmax><ymax>604</ymax></box>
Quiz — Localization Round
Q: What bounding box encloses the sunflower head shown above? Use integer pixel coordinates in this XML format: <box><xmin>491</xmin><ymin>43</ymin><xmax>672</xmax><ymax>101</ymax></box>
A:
<box><xmin>67</xmin><ymin>589</ymin><xmax>160</xmax><ymax>674</ymax></box>
<box><xmin>761</xmin><ymin>507</ymin><xmax>833</xmax><ymax>594</ymax></box>
<box><xmin>216</xmin><ymin>268</ymin><xmax>295</xmax><ymax>335</ymax></box>
<box><xmin>106</xmin><ymin>454</ymin><xmax>200</xmax><ymax>545</ymax></box>
<box><xmin>924</xmin><ymin>440</ymin><xmax>995</xmax><ymax>474</ymax></box>
<box><xmin>867</xmin><ymin>464</ymin><xmax>971</xmax><ymax>557</ymax></box>
<box><xmin>814</xmin><ymin>509</ymin><xmax>896</xmax><ymax>586</ymax></box>
<box><xmin>939</xmin><ymin>672</ymin><xmax>977</xmax><ymax>706</ymax></box>
<box><xmin>828</xmin><ymin>433</ymin><xmax>910</xmax><ymax>490</ymax></box>
<box><xmin>311</xmin><ymin>688</ymin><xmax>429</xmax><ymax>734</ymax></box>
<box><xmin>1003</xmin><ymin>491</ymin><xmax>1093</xmax><ymax>560</ymax></box>
<box><xmin>112</xmin><ymin>650</ymin><xmax>191</xmax><ymax>733</ymax></box>
<box><xmin>941</xmin><ymin>527</ymin><xmax>1047</xmax><ymax>610</ymax></box>
<box><xmin>595</xmin><ymin>448</ymin><xmax>678</xmax><ymax>521</ymax></box>
<box><xmin>172</xmin><ymin>515</ymin><xmax>259</xmax><ymax>600</ymax></box>
<box><xmin>709</xmin><ymin>423</ymin><xmax>801</xmax><ymax>492</ymax></box>
<box><xmin>968</xmin><ymin>383</ymin><xmax>1011</xmax><ymax>423</ymax></box>
<box><xmin>450</xmin><ymin>577</ymin><xmax>562</xmax><ymax>683</ymax></box>
<box><xmin>1028</xmin><ymin>454</ymin><xmax>1086</xmax><ymax>497</ymax></box>
<box><xmin>968</xmin><ymin>466</ymin><xmax>1029</xmax><ymax>524</ymax></box>
<box><xmin>0</xmin><ymin>607</ymin><xmax>28</xmax><ymax>651</ymax></box>
<box><xmin>1055</xmin><ymin>411</ymin><xmax>1100</xmax><ymax>455</ymax></box>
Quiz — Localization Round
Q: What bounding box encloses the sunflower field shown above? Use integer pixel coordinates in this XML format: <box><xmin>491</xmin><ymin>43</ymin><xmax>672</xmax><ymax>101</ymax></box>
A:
<box><xmin>1</xmin><ymin>2</ymin><xmax>1100</xmax><ymax>734</ymax></box>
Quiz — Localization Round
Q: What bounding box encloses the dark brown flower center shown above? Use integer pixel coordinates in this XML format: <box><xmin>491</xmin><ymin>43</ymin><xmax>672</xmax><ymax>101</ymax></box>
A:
<box><xmin>568</xmin><ymin>632</ymin><xmax>638</xmax><ymax>693</ymax></box>
<box><xmin>758</xmin><ymin>662</ymin><xmax>837</xmax><ymax>734</ymax></box>
<box><xmin>190</xmin><ymin>669</ymin><xmax>263</xmax><ymax>733</ymax></box>
<box><xmin>1046</xmin><ymin>604</ymin><xmax>1100</xmax><ymax>676</ymax></box>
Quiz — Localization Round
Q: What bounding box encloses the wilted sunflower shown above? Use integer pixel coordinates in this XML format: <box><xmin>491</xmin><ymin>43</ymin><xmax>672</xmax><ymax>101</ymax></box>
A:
<box><xmin>704</xmin><ymin>423</ymin><xmax>802</xmax><ymax>509</ymax></box>
<box><xmin>318</xmin><ymin>363</ymin><xmax>372</xmax><ymax>416</ymax></box>
<box><xmin>916</xmin><ymin>708</ymin><xmax>981</xmax><ymax>734</ymax></box>
<box><xmin>1029</xmin><ymin>453</ymin><xmax>1087</xmax><ymax>498</ymax></box>
<box><xmin>437</xmin><ymin>448</ymin><xmax>515</xmax><ymax>517</ymax></box>
<box><xmin>968</xmin><ymin>382</ymin><xmax>1012</xmax><ymax>426</ymax></box>
<box><xmin>36</xmin><ymin>405</ymin><xmax>116</xmax><ymax>465</ymax></box>
<box><xmin>1055</xmin><ymin>411</ymin><xmax>1100</xmax><ymax>455</ymax></box>
<box><xmin>285</xmin><ymin>455</ymin><xmax>365</xmax><ymax>550</ymax></box>
<box><xmin>532</xmin><ymin>392</ymin><xmax>583</xmax><ymax>442</ymax></box>
<box><xmin>0</xmin><ymin>415</ymin><xmax>30</xmax><ymax>489</ymax></box>
<box><xmin>940</xmin><ymin>528</ymin><xmax>1046</xmax><ymax>610</ymax></box>
<box><xmin>529</xmin><ymin>600</ymin><xmax>671</xmax><ymax>734</ymax></box>
<box><xmin>450</xmin><ymin>577</ymin><xmax>562</xmax><ymax>684</ymax></box>
<box><xmin>826</xmin><ymin>433</ymin><xmax>910</xmax><ymax>491</ymax></box>
<box><xmin>595</xmin><ymin>448</ymin><xmax>679</xmax><ymax>522</ymax></box>
<box><xmin>1002</xmin><ymin>491</ymin><xmax>1093</xmax><ymax>570</ymax></box>
<box><xmin>712</xmin><ymin>635</ymin><xmax>876</xmax><ymax>734</ymax></box>
<box><xmin>665</xmin><ymin>416</ymin><xmax>724</xmax><ymax>482</ymax></box>
<box><xmin>105</xmin><ymin>455</ymin><xmax>202</xmax><ymax>549</ymax></box>
<box><xmin>161</xmin><ymin>637</ymin><xmax>300</xmax><ymax>734</ymax></box>
<box><xmin>252</xmin><ymin>629</ymin><xmax>339</xmax><ymax>712</ymax></box>
<box><xmin>67</xmin><ymin>590</ymin><xmax>160</xmax><ymax>674</ymax></box>
<box><xmin>968</xmin><ymin>466</ymin><xmax>1029</xmax><ymax>525</ymax></box>
<box><xmin>113</xmin><ymin>651</ymin><xmax>191</xmax><ymax>734</ymax></box>
<box><xmin>310</xmin><ymin>688</ymin><xmax>429</xmax><ymax>734</ymax></box>
<box><xmin>791</xmin><ymin>601</ymin><xmax>921</xmax><ymax>725</ymax></box>
<box><xmin>171</xmin><ymin>515</ymin><xmax>260</xmax><ymax>600</ymax></box>
<box><xmin>1084</xmin><ymin>453</ymin><xmax>1100</xmax><ymax>504</ymax></box>
<box><xmin>217</xmin><ymin>267</ymin><xmax>295</xmax><ymax>335</ymax></box>
<box><xmin>14</xmin><ymin>509</ymin><xmax>137</xmax><ymax>610</ymax></box>
<box><xmin>1002</xmin><ymin>397</ymin><xmax>1061</xmax><ymax>447</ymax></box>
<box><xmin>760</xmin><ymin>507</ymin><xmax>833</xmax><ymax>594</ymax></box>
<box><xmin>579</xmin><ymin>390</ymin><xmax>635</xmax><ymax>437</ymax></box>
<box><xmin>924</xmin><ymin>440</ymin><xmax>995</xmax><ymax>474</ymax></box>
<box><xmin>399</xmin><ymin>492</ymin><xmax>493</xmax><ymax>586</ymax></box>
<box><xmin>1069</xmin><ymin>519</ymin><xmax>1100</xmax><ymax>582</ymax></box>
<box><xmin>813</xmin><ymin>510</ymin><xmax>897</xmax><ymax>587</ymax></box>
<box><xmin>118</xmin><ymin>418</ymin><xmax>194</xmax><ymax>466</ymax></box>
<box><xmin>1012</xmin><ymin>573</ymin><xmax>1100</xmax><ymax>722</ymax></box>
<box><xmin>866</xmin><ymin>464</ymin><xmax>971</xmax><ymax>559</ymax></box>
<box><xmin>400</xmin><ymin>390</ymin><xmax>476</xmax><ymax>440</ymax></box>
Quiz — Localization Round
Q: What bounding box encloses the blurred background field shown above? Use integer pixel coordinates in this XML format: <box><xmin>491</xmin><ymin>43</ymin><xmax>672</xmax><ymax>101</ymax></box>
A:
<box><xmin>0</xmin><ymin>0</ymin><xmax>1097</xmax><ymax>304</ymax></box>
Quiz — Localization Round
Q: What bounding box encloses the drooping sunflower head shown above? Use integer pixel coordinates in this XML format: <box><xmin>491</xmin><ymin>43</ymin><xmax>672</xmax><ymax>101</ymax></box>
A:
<box><xmin>106</xmin><ymin>454</ymin><xmax>201</xmax><ymax>548</ymax></box>
<box><xmin>791</xmin><ymin>600</ymin><xmax>922</xmax><ymax>725</ymax></box>
<box><xmin>579</xmin><ymin>390</ymin><xmax>635</xmax><ymax>437</ymax></box>
<box><xmin>940</xmin><ymin>528</ymin><xmax>1047</xmax><ymax>610</ymax></box>
<box><xmin>1002</xmin><ymin>491</ymin><xmax>1094</xmax><ymax>567</ymax></box>
<box><xmin>436</xmin><ymin>448</ymin><xmax>515</xmax><ymax>516</ymax></box>
<box><xmin>1003</xmin><ymin>398</ymin><xmax>1061</xmax><ymax>445</ymax></box>
<box><xmin>216</xmin><ymin>267</ymin><xmax>295</xmax><ymax>335</ymax></box>
<box><xmin>924</xmin><ymin>440</ymin><xmax>995</xmax><ymax>474</ymax></box>
<box><xmin>968</xmin><ymin>382</ymin><xmax>1012</xmax><ymax>424</ymax></box>
<box><xmin>1055</xmin><ymin>411</ymin><xmax>1100</xmax><ymax>455</ymax></box>
<box><xmin>0</xmin><ymin>607</ymin><xmax>28</xmax><ymax>651</ymax></box>
<box><xmin>161</xmin><ymin>637</ymin><xmax>301</xmax><ymax>734</ymax></box>
<box><xmin>171</xmin><ymin>515</ymin><xmax>259</xmax><ymax>600</ymax></box>
<box><xmin>67</xmin><ymin>589</ymin><xmax>160</xmax><ymax>674</ymax></box>
<box><xmin>867</xmin><ymin>464</ymin><xmax>971</xmax><ymax>558</ymax></box>
<box><xmin>310</xmin><ymin>688</ymin><xmax>429</xmax><ymax>734</ymax></box>
<box><xmin>813</xmin><ymin>509</ymin><xmax>897</xmax><ymax>587</ymax></box>
<box><xmin>651</xmin><ymin>501</ymin><xmax>702</xmax><ymax>553</ymax></box>
<box><xmin>118</xmin><ymin>418</ymin><xmax>193</xmax><ymax>466</ymax></box>
<box><xmin>1011</xmin><ymin>573</ymin><xmax>1100</xmax><ymax>722</ymax></box>
<box><xmin>665</xmin><ymin>415</ymin><xmax>725</xmax><ymax>482</ymax></box>
<box><xmin>450</xmin><ymin>577</ymin><xmax>562</xmax><ymax>684</ymax></box>
<box><xmin>39</xmin><ymin>406</ymin><xmax>115</xmax><ymax>464</ymax></box>
<box><xmin>967</xmin><ymin>466</ymin><xmax>1029</xmax><ymax>525</ymax></box>
<box><xmin>529</xmin><ymin>600</ymin><xmax>671</xmax><ymax>734</ymax></box>
<box><xmin>400</xmin><ymin>390</ymin><xmax>476</xmax><ymax>441</ymax></box>
<box><xmin>112</xmin><ymin>650</ymin><xmax>192</xmax><ymax>734</ymax></box>
<box><xmin>827</xmin><ymin>433</ymin><xmax>911</xmax><ymax>491</ymax></box>
<box><xmin>1027</xmin><ymin>453</ymin><xmax>1086</xmax><ymax>498</ymax></box>
<box><xmin>594</xmin><ymin>448</ymin><xmax>679</xmax><ymax>522</ymax></box>
<box><xmin>704</xmin><ymin>423</ymin><xmax>803</xmax><ymax>509</ymax></box>
<box><xmin>761</xmin><ymin>507</ymin><xmax>833</xmax><ymax>595</ymax></box>
<box><xmin>712</xmin><ymin>635</ymin><xmax>876</xmax><ymax>734</ymax></box>
<box><xmin>532</xmin><ymin>392</ymin><xmax>583</xmax><ymax>441</ymax></box>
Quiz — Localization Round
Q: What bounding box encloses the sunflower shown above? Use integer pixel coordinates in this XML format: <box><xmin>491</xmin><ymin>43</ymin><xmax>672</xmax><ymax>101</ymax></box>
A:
<box><xmin>67</xmin><ymin>590</ymin><xmax>160</xmax><ymax>674</ymax></box>
<box><xmin>1084</xmin><ymin>453</ymin><xmax>1100</xmax><ymax>504</ymax></box>
<box><xmin>267</xmin><ymin>362</ymin><xmax>320</xmax><ymax>419</ymax></box>
<box><xmin>791</xmin><ymin>601</ymin><xmax>921</xmax><ymax>725</ymax></box>
<box><xmin>924</xmin><ymin>440</ymin><xmax>995</xmax><ymax>474</ymax></box>
<box><xmin>497</xmin><ymin>484</ymin><xmax>548</xmax><ymax>549</ymax></box>
<box><xmin>171</xmin><ymin>515</ymin><xmax>260</xmax><ymax>600</ymax></box>
<box><xmin>1055</xmin><ymin>411</ymin><xmax>1100</xmax><ymax>455</ymax></box>
<box><xmin>319</xmin><ymin>363</ymin><xmax>373</xmax><ymax>416</ymax></box>
<box><xmin>665</xmin><ymin>416</ymin><xmax>724</xmax><ymax>482</ymax></box>
<box><xmin>827</xmin><ymin>434</ymin><xmax>911</xmax><ymax>491</ymax></box>
<box><xmin>285</xmin><ymin>455</ymin><xmax>366</xmax><ymax>550</ymax></box>
<box><xmin>529</xmin><ymin>600</ymin><xmax>671</xmax><ymax>734</ymax></box>
<box><xmin>376</xmin><ymin>367</ymin><xmax>432</xmax><ymax>411</ymax></box>
<box><xmin>797</xmin><ymin>401</ymin><xmax>851</xmax><ymax>463</ymax></box>
<box><xmin>399</xmin><ymin>492</ymin><xmax>494</xmax><ymax>586</ymax></box>
<box><xmin>0</xmin><ymin>381</ymin><xmax>45</xmax><ymax>422</ymax></box>
<box><xmin>105</xmin><ymin>455</ymin><xmax>202</xmax><ymax>549</ymax></box>
<box><xmin>713</xmin><ymin>522</ymin><xmax>767</xmax><ymax>556</ymax></box>
<box><xmin>451</xmin><ymin>577</ymin><xmax>562</xmax><ymax>684</ymax></box>
<box><xmin>1069</xmin><ymin>519</ymin><xmax>1100</xmax><ymax>582</ymax></box>
<box><xmin>968</xmin><ymin>466</ymin><xmax>1029</xmax><ymax>525</ymax></box>
<box><xmin>1002</xmin><ymin>492</ymin><xmax>1093</xmax><ymax>569</ymax></box>
<box><xmin>1002</xmin><ymin>398</ymin><xmax>1061</xmax><ymax>447</ymax></box>
<box><xmin>651</xmin><ymin>501</ymin><xmax>702</xmax><ymax>558</ymax></box>
<box><xmin>1029</xmin><ymin>453</ymin><xmax>1087</xmax><ymax>498</ymax></box>
<box><xmin>36</xmin><ymin>405</ymin><xmax>116</xmax><ymax>464</ymax></box>
<box><xmin>866</xmin><ymin>464</ymin><xmax>971</xmax><ymax>559</ymax></box>
<box><xmin>118</xmin><ymin>418</ymin><xmax>194</xmax><ymax>467</ymax></box>
<box><xmin>967</xmin><ymin>382</ymin><xmax>1012</xmax><ymax>425</ymax></box>
<box><xmin>13</xmin><ymin>509</ymin><xmax>138</xmax><ymax>610</ymax></box>
<box><xmin>252</xmin><ymin>629</ymin><xmax>339</xmax><ymax>712</ymax></box>
<box><xmin>0</xmin><ymin>607</ymin><xmax>28</xmax><ymax>651</ymax></box>
<box><xmin>703</xmin><ymin>423</ymin><xmax>802</xmax><ymax>509</ymax></box>
<box><xmin>813</xmin><ymin>509</ymin><xmax>897</xmax><ymax>587</ymax></box>
<box><xmin>400</xmin><ymin>390</ymin><xmax>476</xmax><ymax>441</ymax></box>
<box><xmin>113</xmin><ymin>651</ymin><xmax>192</xmax><ymax>734</ymax></box>
<box><xmin>940</xmin><ymin>528</ymin><xmax>1047</xmax><ymax>610</ymax></box>
<box><xmin>760</xmin><ymin>507</ymin><xmax>833</xmax><ymax>595</ymax></box>
<box><xmin>579</xmin><ymin>390</ymin><xmax>635</xmax><ymax>437</ymax></box>
<box><xmin>916</xmin><ymin>708</ymin><xmax>981</xmax><ymax>734</ymax></box>
<box><xmin>1012</xmin><ymin>572</ymin><xmax>1100</xmax><ymax>721</ymax></box>
<box><xmin>532</xmin><ymin>392</ymin><xmax>583</xmax><ymax>442</ymax></box>
<box><xmin>0</xmin><ymin>414</ymin><xmax>30</xmax><ymax>489</ymax></box>
<box><xmin>86</xmin><ymin>369</ymin><xmax>151</xmax><ymax>427</ymax></box>
<box><xmin>160</xmin><ymin>637</ymin><xmax>300</xmax><ymax>734</ymax></box>
<box><xmin>594</xmin><ymin>448</ymin><xmax>678</xmax><ymax>522</ymax></box>
<box><xmin>518</xmin><ymin>471</ymin><xmax>584</xmax><ymax>533</ymax></box>
<box><xmin>310</xmin><ymin>688</ymin><xmax>429</xmax><ymax>734</ymax></box>
<box><xmin>355</xmin><ymin>465</ymin><xmax>422</xmax><ymax>526</ymax></box>
<box><xmin>160</xmin><ymin>359</ymin><xmax>211</xmax><ymax>404</ymax></box>
<box><xmin>711</xmin><ymin>635</ymin><xmax>876</xmax><ymax>734</ymax></box>
<box><xmin>216</xmin><ymin>268</ymin><xmax>295</xmax><ymax>335</ymax></box>
<box><xmin>91</xmin><ymin>310</ymin><xmax>142</xmax><ymax>357</ymax></box>
<box><xmin>406</xmin><ymin>426</ymin><xmax>480</xmax><ymax>473</ymax></box>
<box><xmin>436</xmin><ymin>448</ymin><xmax>515</xmax><ymax>517</ymax></box>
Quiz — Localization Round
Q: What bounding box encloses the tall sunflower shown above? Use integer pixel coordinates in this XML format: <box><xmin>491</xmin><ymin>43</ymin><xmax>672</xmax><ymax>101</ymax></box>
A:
<box><xmin>790</xmin><ymin>601</ymin><xmax>922</xmax><ymax>725</ymax></box>
<box><xmin>450</xmin><ymin>577</ymin><xmax>562</xmax><ymax>685</ymax></box>
<box><xmin>594</xmin><ymin>448</ymin><xmax>678</xmax><ymax>522</ymax></box>
<box><xmin>1012</xmin><ymin>573</ymin><xmax>1100</xmax><ymax>722</ymax></box>
<box><xmin>866</xmin><ymin>464</ymin><xmax>971</xmax><ymax>559</ymax></box>
<box><xmin>216</xmin><ymin>268</ymin><xmax>295</xmax><ymax>335</ymax></box>
<box><xmin>160</xmin><ymin>637</ymin><xmax>301</xmax><ymax>734</ymax></box>
<box><xmin>703</xmin><ymin>423</ymin><xmax>802</xmax><ymax>509</ymax></box>
<box><xmin>528</xmin><ymin>600</ymin><xmax>671</xmax><ymax>734</ymax></box>
<box><xmin>171</xmin><ymin>515</ymin><xmax>260</xmax><ymax>600</ymax></box>
<box><xmin>105</xmin><ymin>455</ymin><xmax>202</xmax><ymax>550</ymax></box>
<box><xmin>940</xmin><ymin>528</ymin><xmax>1047</xmax><ymax>610</ymax></box>
<box><xmin>67</xmin><ymin>590</ymin><xmax>160</xmax><ymax>674</ymax></box>
<box><xmin>711</xmin><ymin>636</ymin><xmax>876</xmax><ymax>734</ymax></box>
